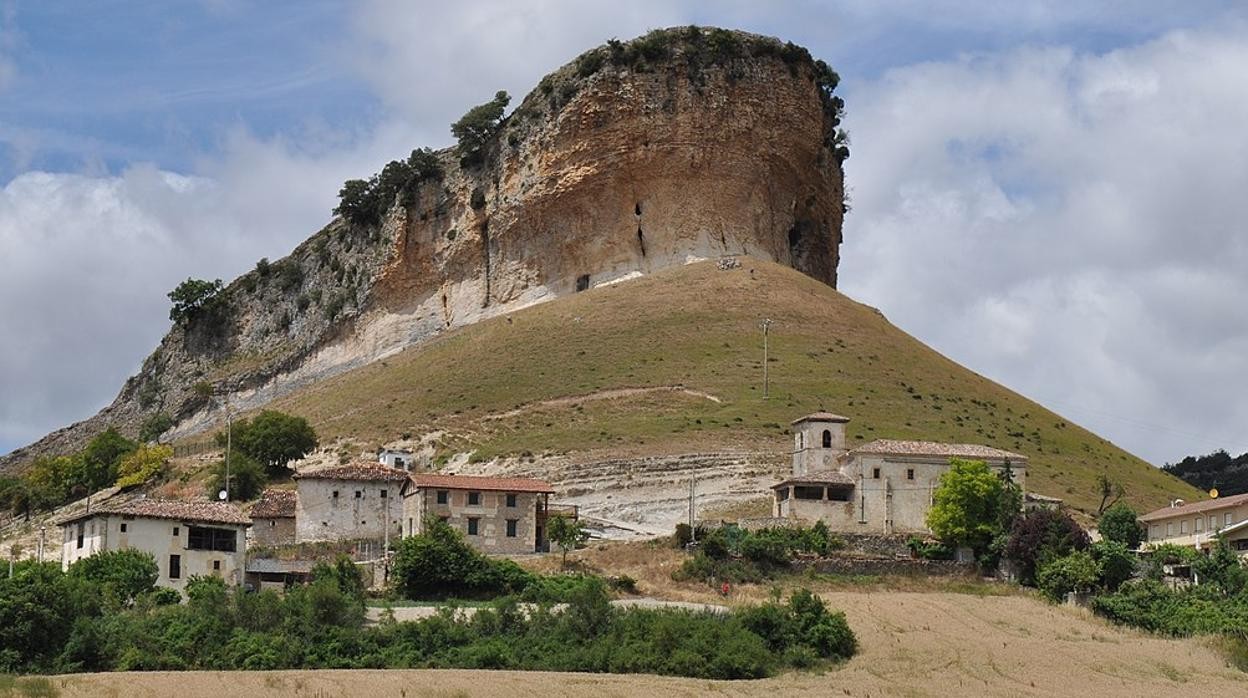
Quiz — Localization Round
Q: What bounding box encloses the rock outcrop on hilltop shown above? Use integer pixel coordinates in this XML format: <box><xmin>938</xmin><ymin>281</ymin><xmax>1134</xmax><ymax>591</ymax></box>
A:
<box><xmin>1</xmin><ymin>27</ymin><xmax>847</xmax><ymax>471</ymax></box>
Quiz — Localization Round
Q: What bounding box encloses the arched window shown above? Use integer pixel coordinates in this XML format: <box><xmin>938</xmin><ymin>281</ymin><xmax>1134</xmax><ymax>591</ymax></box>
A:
<box><xmin>822</xmin><ymin>429</ymin><xmax>832</xmax><ymax>448</ymax></box>
<box><xmin>797</xmin><ymin>432</ymin><xmax>804</xmax><ymax>449</ymax></box>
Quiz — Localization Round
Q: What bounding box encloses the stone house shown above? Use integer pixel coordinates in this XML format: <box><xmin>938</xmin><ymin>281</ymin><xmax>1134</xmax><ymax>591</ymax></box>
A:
<box><xmin>773</xmin><ymin>412</ymin><xmax>1027</xmax><ymax>534</ymax></box>
<box><xmin>57</xmin><ymin>499</ymin><xmax>250</xmax><ymax>593</ymax></box>
<box><xmin>249</xmin><ymin>489</ymin><xmax>297</xmax><ymax>547</ymax></box>
<box><xmin>1140</xmin><ymin>493</ymin><xmax>1248</xmax><ymax>556</ymax></box>
<box><xmin>401</xmin><ymin>474</ymin><xmax>555</xmax><ymax>554</ymax></box>
<box><xmin>293</xmin><ymin>463</ymin><xmax>408</xmax><ymax>543</ymax></box>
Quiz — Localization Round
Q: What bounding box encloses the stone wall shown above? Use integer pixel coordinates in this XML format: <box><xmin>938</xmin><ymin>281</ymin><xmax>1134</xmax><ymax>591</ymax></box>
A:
<box><xmin>794</xmin><ymin>557</ymin><xmax>977</xmax><ymax>577</ymax></box>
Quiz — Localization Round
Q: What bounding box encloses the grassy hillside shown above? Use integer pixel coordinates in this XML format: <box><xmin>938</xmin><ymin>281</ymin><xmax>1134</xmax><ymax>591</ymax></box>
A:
<box><xmin>268</xmin><ymin>259</ymin><xmax>1200</xmax><ymax>515</ymax></box>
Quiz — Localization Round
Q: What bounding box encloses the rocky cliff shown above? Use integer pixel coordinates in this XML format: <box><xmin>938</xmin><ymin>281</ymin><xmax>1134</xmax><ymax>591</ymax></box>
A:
<box><xmin>1</xmin><ymin>27</ymin><xmax>846</xmax><ymax>471</ymax></box>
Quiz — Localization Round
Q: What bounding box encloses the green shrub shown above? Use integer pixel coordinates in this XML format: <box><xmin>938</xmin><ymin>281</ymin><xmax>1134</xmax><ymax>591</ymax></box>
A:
<box><xmin>68</xmin><ymin>549</ymin><xmax>158</xmax><ymax>606</ymax></box>
<box><xmin>1090</xmin><ymin>539</ymin><xmax>1136</xmax><ymax>591</ymax></box>
<box><xmin>1037</xmin><ymin>550</ymin><xmax>1101</xmax><ymax>601</ymax></box>
<box><xmin>392</xmin><ymin>518</ymin><xmax>533</xmax><ymax>599</ymax></box>
<box><xmin>138</xmin><ymin>413</ymin><xmax>174</xmax><ymax>443</ymax></box>
<box><xmin>205</xmin><ymin>450</ymin><xmax>267</xmax><ymax>501</ymax></box>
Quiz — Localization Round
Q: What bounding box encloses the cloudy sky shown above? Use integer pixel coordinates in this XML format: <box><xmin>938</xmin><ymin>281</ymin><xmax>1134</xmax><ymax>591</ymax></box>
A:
<box><xmin>1</xmin><ymin>1</ymin><xmax>1246</xmax><ymax>466</ymax></box>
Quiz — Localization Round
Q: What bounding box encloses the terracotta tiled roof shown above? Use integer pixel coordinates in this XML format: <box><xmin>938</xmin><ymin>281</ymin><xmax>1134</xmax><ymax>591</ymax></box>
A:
<box><xmin>250</xmin><ymin>489</ymin><xmax>297</xmax><ymax>518</ymax></box>
<box><xmin>846</xmin><ymin>439</ymin><xmax>1027</xmax><ymax>462</ymax></box>
<box><xmin>772</xmin><ymin>470</ymin><xmax>856</xmax><ymax>489</ymax></box>
<box><xmin>293</xmin><ymin>462</ymin><xmax>410</xmax><ymax>482</ymax></box>
<box><xmin>792</xmin><ymin>412</ymin><xmax>851</xmax><ymax>425</ymax></box>
<box><xmin>407</xmin><ymin>473</ymin><xmax>554</xmax><ymax>494</ymax></box>
<box><xmin>1139</xmin><ymin>492</ymin><xmax>1248</xmax><ymax>522</ymax></box>
<box><xmin>57</xmin><ymin>498</ymin><xmax>251</xmax><ymax>527</ymax></box>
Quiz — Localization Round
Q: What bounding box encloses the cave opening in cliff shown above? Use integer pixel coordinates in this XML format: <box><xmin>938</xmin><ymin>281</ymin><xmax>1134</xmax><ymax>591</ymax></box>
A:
<box><xmin>637</xmin><ymin>228</ymin><xmax>647</xmax><ymax>257</ymax></box>
<box><xmin>576</xmin><ymin>274</ymin><xmax>590</xmax><ymax>292</ymax></box>
<box><xmin>634</xmin><ymin>202</ymin><xmax>642</xmax><ymax>216</ymax></box>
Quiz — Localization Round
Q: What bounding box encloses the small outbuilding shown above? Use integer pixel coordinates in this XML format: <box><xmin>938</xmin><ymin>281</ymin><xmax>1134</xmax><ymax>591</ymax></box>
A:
<box><xmin>250</xmin><ymin>489</ymin><xmax>297</xmax><ymax>547</ymax></box>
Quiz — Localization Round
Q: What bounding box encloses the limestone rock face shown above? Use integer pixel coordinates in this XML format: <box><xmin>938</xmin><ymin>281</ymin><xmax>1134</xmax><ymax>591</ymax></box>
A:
<box><xmin>2</xmin><ymin>29</ymin><xmax>845</xmax><ymax>470</ymax></box>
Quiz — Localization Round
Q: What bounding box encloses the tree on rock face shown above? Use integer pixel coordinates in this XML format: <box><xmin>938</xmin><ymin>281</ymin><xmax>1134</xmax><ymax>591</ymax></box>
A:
<box><xmin>926</xmin><ymin>459</ymin><xmax>1008</xmax><ymax>557</ymax></box>
<box><xmin>168</xmin><ymin>278</ymin><xmax>225</xmax><ymax>328</ymax></box>
<box><xmin>451</xmin><ymin>90</ymin><xmax>510</xmax><ymax>167</ymax></box>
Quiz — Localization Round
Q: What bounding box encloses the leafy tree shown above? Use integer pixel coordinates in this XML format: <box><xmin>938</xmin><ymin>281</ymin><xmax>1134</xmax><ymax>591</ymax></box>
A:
<box><xmin>548</xmin><ymin>514</ymin><xmax>588</xmax><ymax>567</ymax></box>
<box><xmin>451</xmin><ymin>90</ymin><xmax>510</xmax><ymax>166</ymax></box>
<box><xmin>0</xmin><ymin>561</ymin><xmax>97</xmax><ymax>673</ymax></box>
<box><xmin>1193</xmin><ymin>535</ymin><xmax>1248</xmax><ymax>595</ymax></box>
<box><xmin>167</xmin><ymin>278</ymin><xmax>225</xmax><ymax>328</ymax></box>
<box><xmin>926</xmin><ymin>459</ymin><xmax>1008</xmax><ymax>556</ymax></box>
<box><xmin>1090</xmin><ymin>539</ymin><xmax>1136</xmax><ymax>591</ymax></box>
<box><xmin>138</xmin><ymin>412</ymin><xmax>174</xmax><ymax>443</ymax></box>
<box><xmin>205</xmin><ymin>450</ymin><xmax>267</xmax><ymax>501</ymax></box>
<box><xmin>1004</xmin><ymin>508</ymin><xmax>1090</xmax><ymax>585</ymax></box>
<box><xmin>1098</xmin><ymin>501</ymin><xmax>1144</xmax><ymax>549</ymax></box>
<box><xmin>80</xmin><ymin>427</ymin><xmax>138</xmax><ymax>491</ymax></box>
<box><xmin>67</xmin><ymin>549</ymin><xmax>158</xmax><ymax>605</ymax></box>
<box><xmin>391</xmin><ymin>517</ymin><xmax>532</xmax><ymax>599</ymax></box>
<box><xmin>220</xmin><ymin>410</ymin><xmax>317</xmax><ymax>476</ymax></box>
<box><xmin>1037</xmin><ymin>550</ymin><xmax>1102</xmax><ymax>601</ymax></box>
<box><xmin>114</xmin><ymin>444</ymin><xmax>173</xmax><ymax>489</ymax></box>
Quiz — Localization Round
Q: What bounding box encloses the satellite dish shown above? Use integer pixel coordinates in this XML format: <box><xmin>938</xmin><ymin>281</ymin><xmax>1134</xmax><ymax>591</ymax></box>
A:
<box><xmin>218</xmin><ymin>490</ymin><xmax>228</xmax><ymax>501</ymax></box>
<box><xmin>1210</xmin><ymin>488</ymin><xmax>1219</xmax><ymax>499</ymax></box>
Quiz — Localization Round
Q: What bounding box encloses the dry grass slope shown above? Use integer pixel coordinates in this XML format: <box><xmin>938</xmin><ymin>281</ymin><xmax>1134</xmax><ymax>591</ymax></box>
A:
<box><xmin>268</xmin><ymin>258</ymin><xmax>1199</xmax><ymax>515</ymax></box>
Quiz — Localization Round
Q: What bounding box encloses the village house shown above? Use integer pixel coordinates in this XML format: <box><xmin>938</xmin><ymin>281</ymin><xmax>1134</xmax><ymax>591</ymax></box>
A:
<box><xmin>773</xmin><ymin>412</ymin><xmax>1027</xmax><ymax>534</ymax></box>
<box><xmin>378</xmin><ymin>449</ymin><xmax>414</xmax><ymax>470</ymax></box>
<box><xmin>401</xmin><ymin>474</ymin><xmax>555</xmax><ymax>554</ymax></box>
<box><xmin>293</xmin><ymin>463</ymin><xmax>408</xmax><ymax>544</ymax></box>
<box><xmin>57</xmin><ymin>499</ymin><xmax>250</xmax><ymax>592</ymax></box>
<box><xmin>249</xmin><ymin>489</ymin><xmax>297</xmax><ymax>547</ymax></box>
<box><xmin>1140</xmin><ymin>492</ymin><xmax>1248</xmax><ymax>555</ymax></box>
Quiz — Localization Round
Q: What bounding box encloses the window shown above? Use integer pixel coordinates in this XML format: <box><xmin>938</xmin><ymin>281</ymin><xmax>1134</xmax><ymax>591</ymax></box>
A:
<box><xmin>1166</xmin><ymin>522</ymin><xmax>1174</xmax><ymax>537</ymax></box>
<box><xmin>467</xmin><ymin>517</ymin><xmax>479</xmax><ymax>535</ymax></box>
<box><xmin>506</xmin><ymin>519</ymin><xmax>518</xmax><ymax>538</ymax></box>
<box><xmin>794</xmin><ymin>486</ymin><xmax>824</xmax><ymax>500</ymax></box>
<box><xmin>354</xmin><ymin>490</ymin><xmax>362</xmax><ymax>499</ymax></box>
<box><xmin>906</xmin><ymin>469</ymin><xmax>915</xmax><ymax>481</ymax></box>
<box><xmin>269</xmin><ymin>520</ymin><xmax>276</xmax><ymax>528</ymax></box>
<box><xmin>1150</xmin><ymin>524</ymin><xmax>1160</xmax><ymax>541</ymax></box>
<box><xmin>468</xmin><ymin>492</ymin><xmax>481</xmax><ymax>506</ymax></box>
<box><xmin>821</xmin><ymin>430</ymin><xmax>832</xmax><ymax>448</ymax></box>
<box><xmin>506</xmin><ymin>493</ymin><xmax>517</xmax><ymax>508</ymax></box>
<box><xmin>829</xmin><ymin>489</ymin><xmax>851</xmax><ymax>502</ymax></box>
<box><xmin>380</xmin><ymin>490</ymin><xmax>388</xmax><ymax>499</ymax></box>
<box><xmin>76</xmin><ymin>522</ymin><xmax>84</xmax><ymax>549</ymax></box>
<box><xmin>1195</xmin><ymin>517</ymin><xmax>1203</xmax><ymax>533</ymax></box>
<box><xmin>213</xmin><ymin>560</ymin><xmax>221</xmax><ymax>571</ymax></box>
<box><xmin>1227</xmin><ymin>513</ymin><xmax>1235</xmax><ymax>526</ymax></box>
<box><xmin>120</xmin><ymin>522</ymin><xmax>128</xmax><ymax>533</ymax></box>
<box><xmin>1181</xmin><ymin>520</ymin><xmax>1188</xmax><ymax>535</ymax></box>
<box><xmin>187</xmin><ymin>526</ymin><xmax>237</xmax><ymax>552</ymax></box>
<box><xmin>332</xmin><ymin>490</ymin><xmax>339</xmax><ymax>499</ymax></box>
<box><xmin>436</xmin><ymin>490</ymin><xmax>448</xmax><ymax>505</ymax></box>
<box><xmin>169</xmin><ymin>554</ymin><xmax>181</xmax><ymax>580</ymax></box>
<box><xmin>872</xmin><ymin>468</ymin><xmax>881</xmax><ymax>479</ymax></box>
<box><xmin>776</xmin><ymin>487</ymin><xmax>790</xmax><ymax>502</ymax></box>
<box><xmin>172</xmin><ymin>526</ymin><xmax>179</xmax><ymax>537</ymax></box>
<box><xmin>1211</xmin><ymin>515</ymin><xmax>1218</xmax><ymax>531</ymax></box>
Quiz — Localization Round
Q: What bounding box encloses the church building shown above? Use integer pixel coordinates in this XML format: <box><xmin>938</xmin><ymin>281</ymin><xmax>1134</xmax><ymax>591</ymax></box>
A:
<box><xmin>772</xmin><ymin>412</ymin><xmax>1027</xmax><ymax>533</ymax></box>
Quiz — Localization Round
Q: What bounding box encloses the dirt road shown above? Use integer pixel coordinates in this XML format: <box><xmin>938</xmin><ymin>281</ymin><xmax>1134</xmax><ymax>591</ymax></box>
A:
<box><xmin>46</xmin><ymin>591</ymin><xmax>1247</xmax><ymax>697</ymax></box>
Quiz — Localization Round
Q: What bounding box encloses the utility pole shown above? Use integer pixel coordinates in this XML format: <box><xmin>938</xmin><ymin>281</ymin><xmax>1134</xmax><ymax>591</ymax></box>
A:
<box><xmin>222</xmin><ymin>395</ymin><xmax>233</xmax><ymax>503</ymax></box>
<box><xmin>688</xmin><ymin>478</ymin><xmax>697</xmax><ymax>542</ymax></box>
<box><xmin>37</xmin><ymin>526</ymin><xmax>45</xmax><ymax>564</ymax></box>
<box><xmin>760</xmin><ymin>318</ymin><xmax>773</xmax><ymax>398</ymax></box>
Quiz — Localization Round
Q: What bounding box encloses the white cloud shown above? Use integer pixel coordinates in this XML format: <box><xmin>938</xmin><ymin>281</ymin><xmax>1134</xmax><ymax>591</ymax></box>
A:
<box><xmin>840</xmin><ymin>24</ymin><xmax>1248</xmax><ymax>464</ymax></box>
